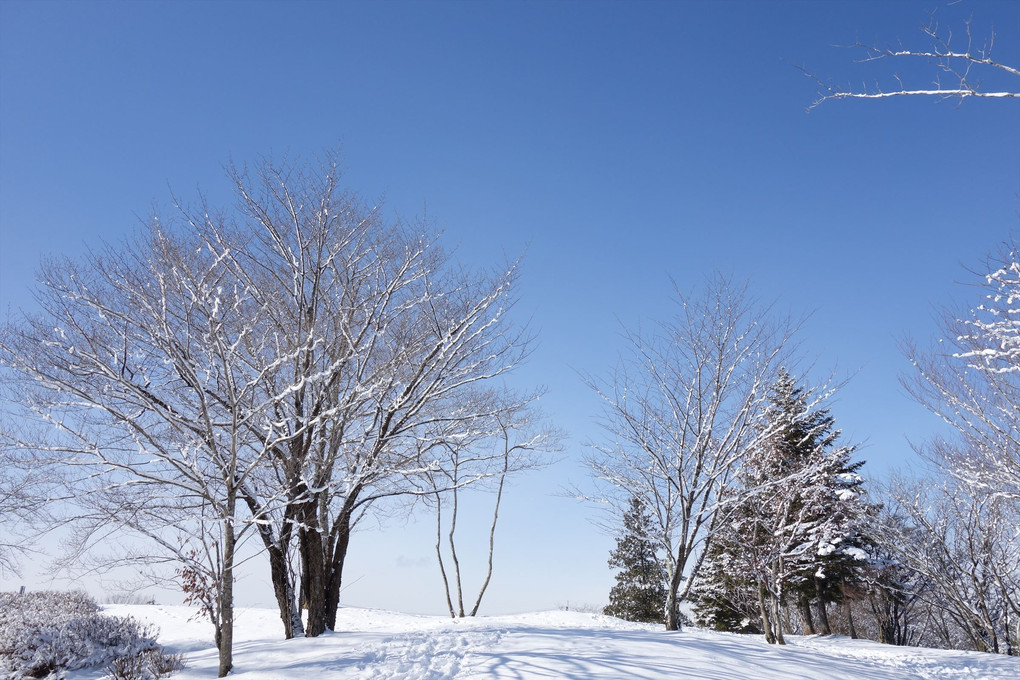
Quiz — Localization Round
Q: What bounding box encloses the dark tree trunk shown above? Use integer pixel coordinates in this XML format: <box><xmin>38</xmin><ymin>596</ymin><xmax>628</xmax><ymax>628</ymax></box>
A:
<box><xmin>300</xmin><ymin>498</ymin><xmax>328</xmax><ymax>637</ymax></box>
<box><xmin>269</xmin><ymin>537</ymin><xmax>304</xmax><ymax>639</ymax></box>
<box><xmin>798</xmin><ymin>593</ymin><xmax>816</xmax><ymax>634</ymax></box>
<box><xmin>324</xmin><ymin>509</ymin><xmax>353</xmax><ymax>631</ymax></box>
<box><xmin>814</xmin><ymin>579</ymin><xmax>832</xmax><ymax>635</ymax></box>
<box><xmin>845</xmin><ymin>599</ymin><xmax>858</xmax><ymax>639</ymax></box>
<box><xmin>244</xmin><ymin>491</ymin><xmax>302</xmax><ymax>639</ymax></box>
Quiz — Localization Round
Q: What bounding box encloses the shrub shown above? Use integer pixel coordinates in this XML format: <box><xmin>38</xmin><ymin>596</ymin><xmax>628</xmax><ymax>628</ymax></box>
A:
<box><xmin>0</xmin><ymin>591</ymin><xmax>181</xmax><ymax>680</ymax></box>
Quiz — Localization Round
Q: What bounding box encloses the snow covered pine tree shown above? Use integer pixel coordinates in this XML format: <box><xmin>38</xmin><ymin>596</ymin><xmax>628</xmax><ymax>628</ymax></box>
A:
<box><xmin>695</xmin><ymin>370</ymin><xmax>873</xmax><ymax>643</ymax></box>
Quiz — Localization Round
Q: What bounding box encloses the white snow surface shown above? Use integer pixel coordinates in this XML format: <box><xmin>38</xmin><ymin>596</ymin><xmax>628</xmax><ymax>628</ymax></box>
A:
<box><xmin>67</xmin><ymin>604</ymin><xmax>1019</xmax><ymax>680</ymax></box>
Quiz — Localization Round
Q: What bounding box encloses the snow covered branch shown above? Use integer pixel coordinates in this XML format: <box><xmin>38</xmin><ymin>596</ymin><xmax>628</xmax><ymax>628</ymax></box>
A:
<box><xmin>902</xmin><ymin>237</ymin><xmax>1020</xmax><ymax>501</ymax></box>
<box><xmin>803</xmin><ymin>13</ymin><xmax>1019</xmax><ymax>110</ymax></box>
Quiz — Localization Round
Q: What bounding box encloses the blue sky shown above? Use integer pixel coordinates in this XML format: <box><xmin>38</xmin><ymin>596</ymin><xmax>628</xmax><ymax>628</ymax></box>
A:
<box><xmin>1</xmin><ymin>0</ymin><xmax>1018</xmax><ymax>615</ymax></box>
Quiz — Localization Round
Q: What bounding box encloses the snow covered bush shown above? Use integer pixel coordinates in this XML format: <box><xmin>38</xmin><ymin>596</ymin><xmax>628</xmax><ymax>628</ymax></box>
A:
<box><xmin>0</xmin><ymin>590</ymin><xmax>178</xmax><ymax>680</ymax></box>
<box><xmin>106</xmin><ymin>649</ymin><xmax>185</xmax><ymax>680</ymax></box>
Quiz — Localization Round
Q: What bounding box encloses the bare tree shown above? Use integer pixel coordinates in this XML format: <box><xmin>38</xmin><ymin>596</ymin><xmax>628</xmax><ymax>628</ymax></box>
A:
<box><xmin>803</xmin><ymin>10</ymin><xmax>1019</xmax><ymax>110</ymax></box>
<box><xmin>879</xmin><ymin>475</ymin><xmax>1020</xmax><ymax>654</ymax></box>
<box><xmin>858</xmin><ymin>507</ymin><xmax>929</xmax><ymax>648</ymax></box>
<box><xmin>168</xmin><ymin>152</ymin><xmax>539</xmax><ymax>637</ymax></box>
<box><xmin>1</xmin><ymin>151</ymin><xmax>544</xmax><ymax>654</ymax></box>
<box><xmin>0</xmin><ymin>428</ymin><xmax>52</xmax><ymax>575</ymax></box>
<box><xmin>583</xmin><ymin>274</ymin><xmax>795</xmax><ymax>630</ymax></box>
<box><xmin>428</xmin><ymin>391</ymin><xmax>560</xmax><ymax>618</ymax></box>
<box><xmin>903</xmin><ymin>237</ymin><xmax>1020</xmax><ymax>503</ymax></box>
<box><xmin>0</xmin><ymin>221</ymin><xmax>287</xmax><ymax>676</ymax></box>
<box><xmin>881</xmin><ymin>238</ymin><xmax>1020</xmax><ymax>655</ymax></box>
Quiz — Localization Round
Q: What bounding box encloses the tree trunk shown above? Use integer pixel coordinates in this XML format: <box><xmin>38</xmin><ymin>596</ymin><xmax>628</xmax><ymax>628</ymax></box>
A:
<box><xmin>267</xmin><ymin>540</ymin><xmax>302</xmax><ymax>639</ymax></box>
<box><xmin>758</xmin><ymin>586</ymin><xmax>776</xmax><ymax>644</ymax></box>
<box><xmin>434</xmin><ymin>493</ymin><xmax>457</xmax><ymax>618</ymax></box>
<box><xmin>468</xmin><ymin>459</ymin><xmax>508</xmax><ymax>617</ymax></box>
<box><xmin>664</xmin><ymin>560</ymin><xmax>685</xmax><ymax>631</ymax></box>
<box><xmin>895</xmin><ymin>603</ymin><xmax>907</xmax><ymax>646</ymax></box>
<box><xmin>323</xmin><ymin>509</ymin><xmax>353</xmax><ymax>631</ymax></box>
<box><xmin>218</xmin><ymin>513</ymin><xmax>235</xmax><ymax>677</ymax></box>
<box><xmin>447</xmin><ymin>484</ymin><xmax>466</xmax><ymax>618</ymax></box>
<box><xmin>845</xmin><ymin>599</ymin><xmax>858</xmax><ymax>639</ymax></box>
<box><xmin>815</xmin><ymin>599</ymin><xmax>831</xmax><ymax>635</ymax></box>
<box><xmin>297</xmin><ymin>507</ymin><xmax>326</xmax><ymax>640</ymax></box>
<box><xmin>799</xmin><ymin>593</ymin><xmax>816</xmax><ymax>634</ymax></box>
<box><xmin>269</xmin><ymin>538</ymin><xmax>299</xmax><ymax>640</ymax></box>
<box><xmin>772</xmin><ymin>594</ymin><xmax>786</xmax><ymax>645</ymax></box>
<box><xmin>244</xmin><ymin>492</ymin><xmax>302</xmax><ymax>639</ymax></box>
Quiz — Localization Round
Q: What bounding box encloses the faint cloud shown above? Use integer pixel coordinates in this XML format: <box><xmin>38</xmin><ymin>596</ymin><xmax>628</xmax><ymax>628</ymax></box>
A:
<box><xmin>396</xmin><ymin>555</ymin><xmax>429</xmax><ymax>568</ymax></box>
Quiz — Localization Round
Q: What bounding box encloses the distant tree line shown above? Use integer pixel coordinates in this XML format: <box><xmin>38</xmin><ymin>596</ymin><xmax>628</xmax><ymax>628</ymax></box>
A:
<box><xmin>595</xmin><ymin>242</ymin><xmax>1019</xmax><ymax>656</ymax></box>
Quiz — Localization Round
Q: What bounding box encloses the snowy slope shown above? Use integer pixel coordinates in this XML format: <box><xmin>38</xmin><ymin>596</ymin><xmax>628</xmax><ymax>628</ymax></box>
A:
<box><xmin>68</xmin><ymin>605</ymin><xmax>1020</xmax><ymax>680</ymax></box>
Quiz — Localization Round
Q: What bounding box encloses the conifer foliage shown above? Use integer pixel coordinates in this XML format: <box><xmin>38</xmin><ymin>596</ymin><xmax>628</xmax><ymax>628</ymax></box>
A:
<box><xmin>694</xmin><ymin>370</ymin><xmax>873</xmax><ymax>643</ymax></box>
<box><xmin>604</xmin><ymin>496</ymin><xmax>668</xmax><ymax>624</ymax></box>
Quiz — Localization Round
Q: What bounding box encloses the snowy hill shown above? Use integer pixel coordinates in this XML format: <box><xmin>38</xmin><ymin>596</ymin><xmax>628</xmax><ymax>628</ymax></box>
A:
<box><xmin>72</xmin><ymin>605</ymin><xmax>1019</xmax><ymax>680</ymax></box>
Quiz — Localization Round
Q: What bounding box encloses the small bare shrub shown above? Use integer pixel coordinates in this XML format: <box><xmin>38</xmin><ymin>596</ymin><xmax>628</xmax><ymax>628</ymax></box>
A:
<box><xmin>105</xmin><ymin>648</ymin><xmax>186</xmax><ymax>680</ymax></box>
<box><xmin>106</xmin><ymin>654</ymin><xmax>147</xmax><ymax>680</ymax></box>
<box><xmin>144</xmin><ymin>649</ymin><xmax>185</xmax><ymax>679</ymax></box>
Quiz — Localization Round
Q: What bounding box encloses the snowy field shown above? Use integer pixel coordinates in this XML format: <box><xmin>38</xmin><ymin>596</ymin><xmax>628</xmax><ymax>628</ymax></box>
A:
<box><xmin>62</xmin><ymin>604</ymin><xmax>1020</xmax><ymax>680</ymax></box>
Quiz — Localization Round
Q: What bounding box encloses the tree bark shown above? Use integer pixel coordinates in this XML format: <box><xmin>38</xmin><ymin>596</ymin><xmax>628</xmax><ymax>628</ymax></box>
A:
<box><xmin>799</xmin><ymin>593</ymin><xmax>816</xmax><ymax>634</ymax></box>
<box><xmin>323</xmin><ymin>507</ymin><xmax>354</xmax><ymax>632</ymax></box>
<box><xmin>758</xmin><ymin>585</ymin><xmax>776</xmax><ymax>644</ymax></box>
<box><xmin>664</xmin><ymin>559</ymin><xmax>685</xmax><ymax>631</ymax></box>
<box><xmin>845</xmin><ymin>599</ymin><xmax>858</xmax><ymax>639</ymax></box>
<box><xmin>244</xmin><ymin>492</ymin><xmax>302</xmax><ymax>639</ymax></box>
<box><xmin>772</xmin><ymin>594</ymin><xmax>786</xmax><ymax>645</ymax></box>
<box><xmin>299</xmin><ymin>498</ymin><xmax>328</xmax><ymax>636</ymax></box>
<box><xmin>814</xmin><ymin>579</ymin><xmax>832</xmax><ymax>635</ymax></box>
<box><xmin>218</xmin><ymin>511</ymin><xmax>235</xmax><ymax>677</ymax></box>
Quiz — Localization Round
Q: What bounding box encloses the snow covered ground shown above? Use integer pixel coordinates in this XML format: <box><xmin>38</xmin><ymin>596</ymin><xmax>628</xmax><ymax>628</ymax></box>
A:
<box><xmin>69</xmin><ymin>605</ymin><xmax>1019</xmax><ymax>680</ymax></box>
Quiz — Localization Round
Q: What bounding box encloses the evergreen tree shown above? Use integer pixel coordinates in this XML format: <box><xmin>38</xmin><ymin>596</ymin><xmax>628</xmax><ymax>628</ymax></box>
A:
<box><xmin>771</xmin><ymin>372</ymin><xmax>872</xmax><ymax>634</ymax></box>
<box><xmin>697</xmin><ymin>370</ymin><xmax>874</xmax><ymax>642</ymax></box>
<box><xmin>692</xmin><ymin>537</ymin><xmax>760</xmax><ymax>633</ymax></box>
<box><xmin>603</xmin><ymin>496</ymin><xmax>668</xmax><ymax>623</ymax></box>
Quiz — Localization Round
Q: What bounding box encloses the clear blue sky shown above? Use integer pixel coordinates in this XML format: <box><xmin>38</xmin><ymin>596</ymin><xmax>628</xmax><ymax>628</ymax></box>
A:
<box><xmin>1</xmin><ymin>0</ymin><xmax>1018</xmax><ymax>615</ymax></box>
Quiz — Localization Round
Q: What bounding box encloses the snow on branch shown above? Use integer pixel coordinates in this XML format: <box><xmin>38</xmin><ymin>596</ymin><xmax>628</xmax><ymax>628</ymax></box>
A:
<box><xmin>802</xmin><ymin>13</ymin><xmax>1020</xmax><ymax>110</ymax></box>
